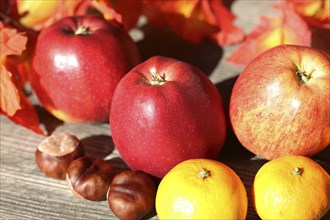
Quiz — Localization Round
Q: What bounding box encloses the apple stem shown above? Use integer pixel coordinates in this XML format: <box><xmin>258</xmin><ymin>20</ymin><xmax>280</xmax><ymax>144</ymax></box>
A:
<box><xmin>198</xmin><ymin>168</ymin><xmax>210</xmax><ymax>180</ymax></box>
<box><xmin>296</xmin><ymin>69</ymin><xmax>313</xmax><ymax>84</ymax></box>
<box><xmin>74</xmin><ymin>26</ymin><xmax>91</xmax><ymax>35</ymax></box>
<box><xmin>151</xmin><ymin>72</ymin><xmax>166</xmax><ymax>86</ymax></box>
<box><xmin>291</xmin><ymin>167</ymin><xmax>303</xmax><ymax>176</ymax></box>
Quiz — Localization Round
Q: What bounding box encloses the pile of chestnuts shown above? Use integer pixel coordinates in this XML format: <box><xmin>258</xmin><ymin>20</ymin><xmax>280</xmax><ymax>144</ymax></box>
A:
<box><xmin>35</xmin><ymin>132</ymin><xmax>157</xmax><ymax>220</ymax></box>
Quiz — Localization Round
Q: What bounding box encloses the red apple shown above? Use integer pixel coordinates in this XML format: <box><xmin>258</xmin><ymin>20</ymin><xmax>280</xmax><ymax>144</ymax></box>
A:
<box><xmin>31</xmin><ymin>15</ymin><xmax>140</xmax><ymax>122</ymax></box>
<box><xmin>110</xmin><ymin>56</ymin><xmax>227</xmax><ymax>178</ymax></box>
<box><xmin>230</xmin><ymin>45</ymin><xmax>330</xmax><ymax>160</ymax></box>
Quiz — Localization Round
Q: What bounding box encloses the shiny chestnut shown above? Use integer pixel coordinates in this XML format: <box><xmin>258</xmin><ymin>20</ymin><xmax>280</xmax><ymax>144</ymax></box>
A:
<box><xmin>35</xmin><ymin>132</ymin><xmax>83</xmax><ymax>179</ymax></box>
<box><xmin>107</xmin><ymin>170</ymin><xmax>157</xmax><ymax>220</ymax></box>
<box><xmin>66</xmin><ymin>156</ymin><xmax>115</xmax><ymax>201</ymax></box>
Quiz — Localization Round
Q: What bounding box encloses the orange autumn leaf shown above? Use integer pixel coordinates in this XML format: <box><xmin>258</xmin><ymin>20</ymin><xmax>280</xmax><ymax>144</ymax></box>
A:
<box><xmin>89</xmin><ymin>0</ymin><xmax>122</xmax><ymax>24</ymax></box>
<box><xmin>0</xmin><ymin>22</ymin><xmax>36</xmax><ymax>88</ymax></box>
<box><xmin>0</xmin><ymin>24</ymin><xmax>27</xmax><ymax>116</ymax></box>
<box><xmin>227</xmin><ymin>3</ymin><xmax>311</xmax><ymax>66</ymax></box>
<box><xmin>0</xmin><ymin>24</ymin><xmax>27</xmax><ymax>57</ymax></box>
<box><xmin>16</xmin><ymin>0</ymin><xmax>88</xmax><ymax>30</ymax></box>
<box><xmin>0</xmin><ymin>24</ymin><xmax>44</xmax><ymax>135</ymax></box>
<box><xmin>16</xmin><ymin>0</ymin><xmax>124</xmax><ymax>31</ymax></box>
<box><xmin>4</xmin><ymin>27</ymin><xmax>39</xmax><ymax>90</ymax></box>
<box><xmin>287</xmin><ymin>0</ymin><xmax>330</xmax><ymax>29</ymax></box>
<box><xmin>0</xmin><ymin>65</ymin><xmax>20</xmax><ymax>116</ymax></box>
<box><xmin>144</xmin><ymin>0</ymin><xmax>216</xmax><ymax>43</ymax></box>
<box><xmin>144</xmin><ymin>0</ymin><xmax>244</xmax><ymax>45</ymax></box>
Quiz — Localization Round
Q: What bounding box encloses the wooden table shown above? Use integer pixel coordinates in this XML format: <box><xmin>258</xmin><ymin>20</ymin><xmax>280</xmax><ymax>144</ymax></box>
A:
<box><xmin>1</xmin><ymin>1</ymin><xmax>329</xmax><ymax>219</ymax></box>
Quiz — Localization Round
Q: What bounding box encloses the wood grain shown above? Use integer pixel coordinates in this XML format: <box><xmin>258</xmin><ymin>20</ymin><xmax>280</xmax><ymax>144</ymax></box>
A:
<box><xmin>1</xmin><ymin>1</ymin><xmax>329</xmax><ymax>219</ymax></box>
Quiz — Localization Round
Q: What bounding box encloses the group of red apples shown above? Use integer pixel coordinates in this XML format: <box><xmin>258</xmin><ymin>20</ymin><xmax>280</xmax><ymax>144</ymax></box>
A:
<box><xmin>31</xmin><ymin>15</ymin><xmax>330</xmax><ymax>179</ymax></box>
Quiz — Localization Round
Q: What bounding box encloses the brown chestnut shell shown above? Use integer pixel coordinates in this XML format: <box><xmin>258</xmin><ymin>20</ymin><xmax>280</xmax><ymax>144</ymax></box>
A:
<box><xmin>107</xmin><ymin>170</ymin><xmax>157</xmax><ymax>220</ymax></box>
<box><xmin>35</xmin><ymin>133</ymin><xmax>83</xmax><ymax>179</ymax></box>
<box><xmin>66</xmin><ymin>156</ymin><xmax>115</xmax><ymax>201</ymax></box>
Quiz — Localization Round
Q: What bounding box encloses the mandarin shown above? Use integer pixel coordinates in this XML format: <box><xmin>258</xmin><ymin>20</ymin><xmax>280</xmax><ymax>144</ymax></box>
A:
<box><xmin>155</xmin><ymin>158</ymin><xmax>247</xmax><ymax>219</ymax></box>
<box><xmin>253</xmin><ymin>155</ymin><xmax>330</xmax><ymax>219</ymax></box>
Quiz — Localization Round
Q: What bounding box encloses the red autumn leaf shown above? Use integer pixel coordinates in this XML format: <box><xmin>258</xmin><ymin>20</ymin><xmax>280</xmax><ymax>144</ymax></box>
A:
<box><xmin>144</xmin><ymin>0</ymin><xmax>244</xmax><ymax>45</ymax></box>
<box><xmin>111</xmin><ymin>0</ymin><xmax>144</xmax><ymax>31</ymax></box>
<box><xmin>207</xmin><ymin>0</ymin><xmax>244</xmax><ymax>45</ymax></box>
<box><xmin>1</xmin><ymin>1</ymin><xmax>22</xmax><ymax>27</ymax></box>
<box><xmin>1</xmin><ymin>89</ymin><xmax>44</xmax><ymax>135</ymax></box>
<box><xmin>227</xmin><ymin>2</ymin><xmax>311</xmax><ymax>66</ymax></box>
<box><xmin>287</xmin><ymin>0</ymin><xmax>330</xmax><ymax>29</ymax></box>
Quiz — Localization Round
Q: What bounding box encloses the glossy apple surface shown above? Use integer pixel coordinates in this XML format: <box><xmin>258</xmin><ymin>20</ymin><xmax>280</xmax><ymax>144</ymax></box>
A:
<box><xmin>110</xmin><ymin>56</ymin><xmax>227</xmax><ymax>178</ymax></box>
<box><xmin>230</xmin><ymin>45</ymin><xmax>330</xmax><ymax>160</ymax></box>
<box><xmin>31</xmin><ymin>15</ymin><xmax>140</xmax><ymax>122</ymax></box>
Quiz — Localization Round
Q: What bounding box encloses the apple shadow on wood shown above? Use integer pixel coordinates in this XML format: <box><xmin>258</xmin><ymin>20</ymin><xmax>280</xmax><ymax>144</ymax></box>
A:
<box><xmin>106</xmin><ymin>157</ymin><xmax>130</xmax><ymax>174</ymax></box>
<box><xmin>136</xmin><ymin>24</ymin><xmax>223</xmax><ymax>76</ymax></box>
<box><xmin>35</xmin><ymin>105</ymin><xmax>64</xmax><ymax>134</ymax></box>
<box><xmin>81</xmin><ymin>135</ymin><xmax>115</xmax><ymax>159</ymax></box>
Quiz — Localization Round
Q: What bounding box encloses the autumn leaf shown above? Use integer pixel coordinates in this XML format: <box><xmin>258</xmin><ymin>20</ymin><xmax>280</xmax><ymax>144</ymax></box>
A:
<box><xmin>1</xmin><ymin>89</ymin><xmax>44</xmax><ymax>135</ymax></box>
<box><xmin>16</xmin><ymin>0</ymin><xmax>126</xmax><ymax>31</ymax></box>
<box><xmin>0</xmin><ymin>24</ymin><xmax>27</xmax><ymax>57</ymax></box>
<box><xmin>111</xmin><ymin>0</ymin><xmax>144</xmax><ymax>31</ymax></box>
<box><xmin>16</xmin><ymin>0</ymin><xmax>88</xmax><ymax>30</ymax></box>
<box><xmin>144</xmin><ymin>0</ymin><xmax>244</xmax><ymax>45</ymax></box>
<box><xmin>1</xmin><ymin>24</ymin><xmax>44</xmax><ymax>135</ymax></box>
<box><xmin>0</xmin><ymin>24</ymin><xmax>27</xmax><ymax>116</ymax></box>
<box><xmin>207</xmin><ymin>0</ymin><xmax>244</xmax><ymax>46</ymax></box>
<box><xmin>0</xmin><ymin>65</ymin><xmax>20</xmax><ymax>116</ymax></box>
<box><xmin>227</xmin><ymin>2</ymin><xmax>311</xmax><ymax>66</ymax></box>
<box><xmin>144</xmin><ymin>0</ymin><xmax>215</xmax><ymax>43</ymax></box>
<box><xmin>0</xmin><ymin>21</ymin><xmax>35</xmax><ymax>87</ymax></box>
<box><xmin>287</xmin><ymin>0</ymin><xmax>330</xmax><ymax>29</ymax></box>
<box><xmin>89</xmin><ymin>0</ymin><xmax>122</xmax><ymax>24</ymax></box>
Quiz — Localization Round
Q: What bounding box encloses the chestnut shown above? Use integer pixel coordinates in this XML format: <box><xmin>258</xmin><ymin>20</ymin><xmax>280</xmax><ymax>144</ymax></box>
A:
<box><xmin>107</xmin><ymin>170</ymin><xmax>157</xmax><ymax>220</ymax></box>
<box><xmin>66</xmin><ymin>156</ymin><xmax>115</xmax><ymax>201</ymax></box>
<box><xmin>35</xmin><ymin>132</ymin><xmax>83</xmax><ymax>179</ymax></box>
